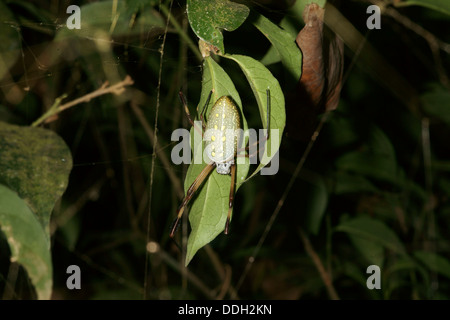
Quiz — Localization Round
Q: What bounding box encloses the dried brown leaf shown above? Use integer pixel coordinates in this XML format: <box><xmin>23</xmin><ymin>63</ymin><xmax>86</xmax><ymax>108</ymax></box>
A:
<box><xmin>286</xmin><ymin>3</ymin><xmax>344</xmax><ymax>141</ymax></box>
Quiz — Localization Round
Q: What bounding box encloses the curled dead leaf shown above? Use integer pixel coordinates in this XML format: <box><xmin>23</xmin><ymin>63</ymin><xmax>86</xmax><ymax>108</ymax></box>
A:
<box><xmin>286</xmin><ymin>3</ymin><xmax>344</xmax><ymax>141</ymax></box>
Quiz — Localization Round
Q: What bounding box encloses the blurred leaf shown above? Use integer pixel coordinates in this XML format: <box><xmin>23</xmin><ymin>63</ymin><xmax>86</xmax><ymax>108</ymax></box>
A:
<box><xmin>184</xmin><ymin>57</ymin><xmax>250</xmax><ymax>265</ymax></box>
<box><xmin>325</xmin><ymin>2</ymin><xmax>420</xmax><ymax>113</ymax></box>
<box><xmin>421</xmin><ymin>85</ymin><xmax>450</xmax><ymax>124</ymax></box>
<box><xmin>386</xmin><ymin>256</ymin><xmax>430</xmax><ymax>288</ymax></box>
<box><xmin>348</xmin><ymin>234</ymin><xmax>384</xmax><ymax>267</ymax></box>
<box><xmin>187</xmin><ymin>0</ymin><xmax>249</xmax><ymax>53</ymax></box>
<box><xmin>335</xmin><ymin>126</ymin><xmax>400</xmax><ymax>186</ymax></box>
<box><xmin>304</xmin><ymin>175</ymin><xmax>328</xmax><ymax>234</ymax></box>
<box><xmin>55</xmin><ymin>0</ymin><xmax>164</xmax><ymax>41</ymax></box>
<box><xmin>340</xmin><ymin>260</ymin><xmax>368</xmax><ymax>288</ymax></box>
<box><xmin>397</xmin><ymin>0</ymin><xmax>450</xmax><ymax>16</ymax></box>
<box><xmin>59</xmin><ymin>215</ymin><xmax>81</xmax><ymax>251</ymax></box>
<box><xmin>224</xmin><ymin>54</ymin><xmax>286</xmax><ymax>180</ymax></box>
<box><xmin>333</xmin><ymin>171</ymin><xmax>379</xmax><ymax>194</ymax></box>
<box><xmin>0</xmin><ymin>1</ymin><xmax>21</xmax><ymax>80</ymax></box>
<box><xmin>433</xmin><ymin>161</ymin><xmax>450</xmax><ymax>172</ymax></box>
<box><xmin>0</xmin><ymin>121</ymin><xmax>73</xmax><ymax>237</ymax></box>
<box><xmin>414</xmin><ymin>251</ymin><xmax>450</xmax><ymax>279</ymax></box>
<box><xmin>0</xmin><ymin>184</ymin><xmax>52</xmax><ymax>300</ymax></box>
<box><xmin>253</xmin><ymin>14</ymin><xmax>302</xmax><ymax>81</ymax></box>
<box><xmin>325</xmin><ymin>112</ymin><xmax>361</xmax><ymax>150</ymax></box>
<box><xmin>335</xmin><ymin>216</ymin><xmax>406</xmax><ymax>254</ymax></box>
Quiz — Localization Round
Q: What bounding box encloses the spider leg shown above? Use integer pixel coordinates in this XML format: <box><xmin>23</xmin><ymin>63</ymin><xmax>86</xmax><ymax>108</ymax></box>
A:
<box><xmin>224</xmin><ymin>162</ymin><xmax>237</xmax><ymax>234</ymax></box>
<box><xmin>179</xmin><ymin>90</ymin><xmax>212</xmax><ymax>135</ymax></box>
<box><xmin>170</xmin><ymin>161</ymin><xmax>216</xmax><ymax>238</ymax></box>
<box><xmin>197</xmin><ymin>90</ymin><xmax>212</xmax><ymax>131</ymax></box>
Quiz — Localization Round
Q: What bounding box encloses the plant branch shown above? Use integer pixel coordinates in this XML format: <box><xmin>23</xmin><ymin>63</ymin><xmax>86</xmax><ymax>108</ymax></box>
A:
<box><xmin>298</xmin><ymin>228</ymin><xmax>340</xmax><ymax>300</ymax></box>
<box><xmin>159</xmin><ymin>3</ymin><xmax>203</xmax><ymax>62</ymax></box>
<box><xmin>383</xmin><ymin>6</ymin><xmax>450</xmax><ymax>87</ymax></box>
<box><xmin>233</xmin><ymin>111</ymin><xmax>332</xmax><ymax>298</ymax></box>
<box><xmin>31</xmin><ymin>75</ymin><xmax>134</xmax><ymax>127</ymax></box>
<box><xmin>146</xmin><ymin>241</ymin><xmax>216</xmax><ymax>299</ymax></box>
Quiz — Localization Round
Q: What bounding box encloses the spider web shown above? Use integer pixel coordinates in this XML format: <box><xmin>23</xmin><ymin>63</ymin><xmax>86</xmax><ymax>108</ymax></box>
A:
<box><xmin>1</xmin><ymin>0</ymin><xmax>444</xmax><ymax>301</ymax></box>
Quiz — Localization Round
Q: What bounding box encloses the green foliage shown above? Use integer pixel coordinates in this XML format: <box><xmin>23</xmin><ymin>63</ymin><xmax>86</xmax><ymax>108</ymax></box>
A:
<box><xmin>55</xmin><ymin>0</ymin><xmax>164</xmax><ymax>40</ymax></box>
<box><xmin>223</xmin><ymin>54</ymin><xmax>286</xmax><ymax>180</ymax></box>
<box><xmin>336</xmin><ymin>216</ymin><xmax>406</xmax><ymax>256</ymax></box>
<box><xmin>0</xmin><ymin>1</ymin><xmax>20</xmax><ymax>80</ymax></box>
<box><xmin>184</xmin><ymin>56</ymin><xmax>250</xmax><ymax>265</ymax></box>
<box><xmin>186</xmin><ymin>0</ymin><xmax>249</xmax><ymax>53</ymax></box>
<box><xmin>0</xmin><ymin>122</ymin><xmax>72</xmax><ymax>299</ymax></box>
<box><xmin>180</xmin><ymin>0</ymin><xmax>291</xmax><ymax>264</ymax></box>
<box><xmin>253</xmin><ymin>13</ymin><xmax>302</xmax><ymax>81</ymax></box>
<box><xmin>0</xmin><ymin>185</ymin><xmax>53</xmax><ymax>300</ymax></box>
<box><xmin>421</xmin><ymin>85</ymin><xmax>450</xmax><ymax>124</ymax></box>
<box><xmin>0</xmin><ymin>122</ymin><xmax>72</xmax><ymax>236</ymax></box>
<box><xmin>397</xmin><ymin>0</ymin><xmax>450</xmax><ymax>16</ymax></box>
<box><xmin>0</xmin><ymin>0</ymin><xmax>449</xmax><ymax>300</ymax></box>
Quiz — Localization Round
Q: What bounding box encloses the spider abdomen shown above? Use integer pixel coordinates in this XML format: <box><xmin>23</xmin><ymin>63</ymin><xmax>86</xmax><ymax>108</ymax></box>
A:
<box><xmin>204</xmin><ymin>96</ymin><xmax>241</xmax><ymax>173</ymax></box>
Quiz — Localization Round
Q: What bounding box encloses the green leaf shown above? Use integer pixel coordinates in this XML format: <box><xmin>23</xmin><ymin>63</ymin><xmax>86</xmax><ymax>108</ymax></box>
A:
<box><xmin>335</xmin><ymin>216</ymin><xmax>406</xmax><ymax>255</ymax></box>
<box><xmin>260</xmin><ymin>46</ymin><xmax>281</xmax><ymax>66</ymax></box>
<box><xmin>0</xmin><ymin>121</ymin><xmax>73</xmax><ymax>237</ymax></box>
<box><xmin>0</xmin><ymin>2</ymin><xmax>21</xmax><ymax>80</ymax></box>
<box><xmin>187</xmin><ymin>0</ymin><xmax>249</xmax><ymax>53</ymax></box>
<box><xmin>184</xmin><ymin>56</ymin><xmax>250</xmax><ymax>265</ymax></box>
<box><xmin>414</xmin><ymin>251</ymin><xmax>450</xmax><ymax>279</ymax></box>
<box><xmin>259</xmin><ymin>13</ymin><xmax>299</xmax><ymax>67</ymax></box>
<box><xmin>253</xmin><ymin>14</ymin><xmax>302</xmax><ymax>81</ymax></box>
<box><xmin>223</xmin><ymin>54</ymin><xmax>286</xmax><ymax>180</ymax></box>
<box><xmin>396</xmin><ymin>0</ymin><xmax>450</xmax><ymax>16</ymax></box>
<box><xmin>0</xmin><ymin>184</ymin><xmax>53</xmax><ymax>300</ymax></box>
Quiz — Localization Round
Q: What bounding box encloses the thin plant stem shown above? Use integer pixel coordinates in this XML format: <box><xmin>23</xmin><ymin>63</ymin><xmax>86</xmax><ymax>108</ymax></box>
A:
<box><xmin>31</xmin><ymin>75</ymin><xmax>134</xmax><ymax>127</ymax></box>
<box><xmin>298</xmin><ymin>228</ymin><xmax>340</xmax><ymax>300</ymax></box>
<box><xmin>233</xmin><ymin>111</ymin><xmax>332</xmax><ymax>297</ymax></box>
<box><xmin>144</xmin><ymin>0</ymin><xmax>173</xmax><ymax>300</ymax></box>
<box><xmin>159</xmin><ymin>3</ymin><xmax>203</xmax><ymax>62</ymax></box>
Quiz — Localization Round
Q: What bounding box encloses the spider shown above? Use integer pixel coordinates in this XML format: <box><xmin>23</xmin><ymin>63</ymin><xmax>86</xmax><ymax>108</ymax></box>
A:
<box><xmin>170</xmin><ymin>89</ymin><xmax>270</xmax><ymax>238</ymax></box>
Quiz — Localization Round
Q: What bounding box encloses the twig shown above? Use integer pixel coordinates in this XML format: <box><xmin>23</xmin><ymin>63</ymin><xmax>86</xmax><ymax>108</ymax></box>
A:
<box><xmin>159</xmin><ymin>3</ymin><xmax>203</xmax><ymax>62</ymax></box>
<box><xmin>50</xmin><ymin>175</ymin><xmax>107</xmax><ymax>235</ymax></box>
<box><xmin>144</xmin><ymin>0</ymin><xmax>173</xmax><ymax>300</ymax></box>
<box><xmin>203</xmin><ymin>245</ymin><xmax>240</xmax><ymax>299</ymax></box>
<box><xmin>233</xmin><ymin>111</ymin><xmax>332</xmax><ymax>298</ymax></box>
<box><xmin>117</xmin><ymin>104</ymin><xmax>139</xmax><ymax>230</ymax></box>
<box><xmin>31</xmin><ymin>75</ymin><xmax>134</xmax><ymax>127</ymax></box>
<box><xmin>324</xmin><ymin>2</ymin><xmax>420</xmax><ymax>115</ymax></box>
<box><xmin>298</xmin><ymin>228</ymin><xmax>340</xmax><ymax>300</ymax></box>
<box><xmin>146</xmin><ymin>241</ymin><xmax>216</xmax><ymax>299</ymax></box>
<box><xmin>383</xmin><ymin>6</ymin><xmax>450</xmax><ymax>87</ymax></box>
